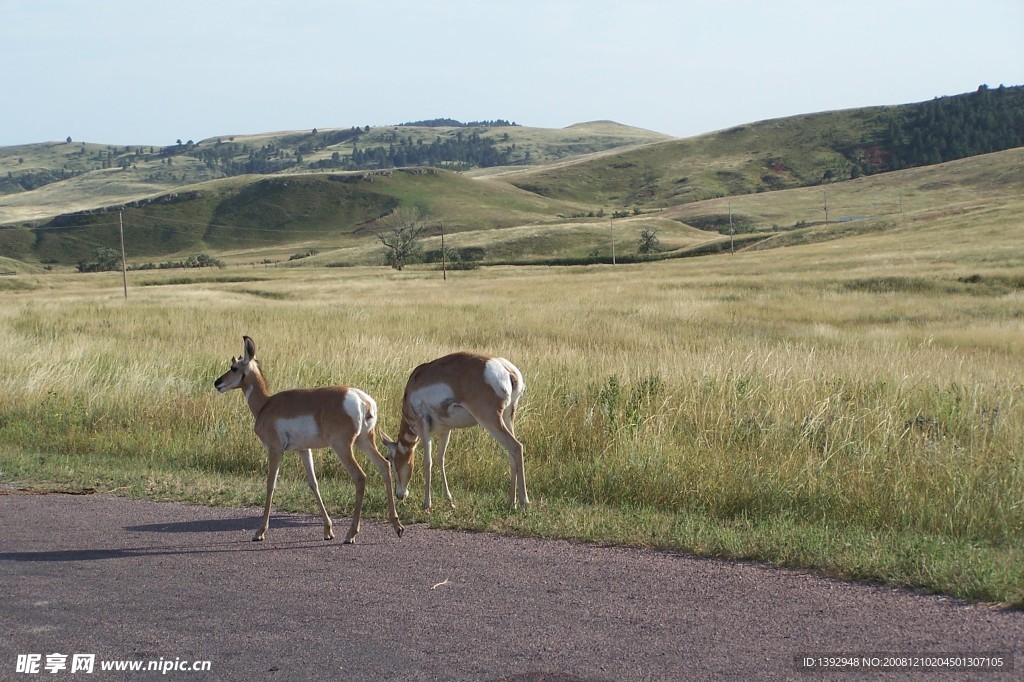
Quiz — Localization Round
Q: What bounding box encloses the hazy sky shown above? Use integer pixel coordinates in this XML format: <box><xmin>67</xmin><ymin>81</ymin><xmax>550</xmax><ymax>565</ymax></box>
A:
<box><xmin>2</xmin><ymin>0</ymin><xmax>1020</xmax><ymax>147</ymax></box>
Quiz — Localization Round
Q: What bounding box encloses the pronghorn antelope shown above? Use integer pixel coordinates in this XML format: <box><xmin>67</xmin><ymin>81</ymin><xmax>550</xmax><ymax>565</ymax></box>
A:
<box><xmin>381</xmin><ymin>352</ymin><xmax>528</xmax><ymax>510</ymax></box>
<box><xmin>214</xmin><ymin>336</ymin><xmax>403</xmax><ymax>543</ymax></box>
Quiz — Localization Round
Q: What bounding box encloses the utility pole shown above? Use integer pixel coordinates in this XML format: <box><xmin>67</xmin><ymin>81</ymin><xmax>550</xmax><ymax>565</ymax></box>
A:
<box><xmin>610</xmin><ymin>218</ymin><xmax>616</xmax><ymax>265</ymax></box>
<box><xmin>440</xmin><ymin>221</ymin><xmax>446</xmax><ymax>281</ymax></box>
<box><xmin>729</xmin><ymin>202</ymin><xmax>735</xmax><ymax>254</ymax></box>
<box><xmin>823</xmin><ymin>190</ymin><xmax>829</xmax><ymax>225</ymax></box>
<box><xmin>118</xmin><ymin>209</ymin><xmax>128</xmax><ymax>299</ymax></box>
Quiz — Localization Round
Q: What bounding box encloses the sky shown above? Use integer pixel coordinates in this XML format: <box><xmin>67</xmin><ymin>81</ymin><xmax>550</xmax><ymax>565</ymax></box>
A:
<box><xmin>1</xmin><ymin>0</ymin><xmax>1021</xmax><ymax>147</ymax></box>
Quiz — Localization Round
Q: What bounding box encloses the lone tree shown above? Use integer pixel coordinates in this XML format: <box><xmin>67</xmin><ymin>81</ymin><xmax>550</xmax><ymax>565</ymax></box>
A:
<box><xmin>638</xmin><ymin>229</ymin><xmax>662</xmax><ymax>255</ymax></box>
<box><xmin>377</xmin><ymin>207</ymin><xmax>427</xmax><ymax>270</ymax></box>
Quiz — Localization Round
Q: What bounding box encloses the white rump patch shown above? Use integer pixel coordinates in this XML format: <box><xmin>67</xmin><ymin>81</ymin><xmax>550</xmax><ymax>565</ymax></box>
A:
<box><xmin>483</xmin><ymin>359</ymin><xmax>512</xmax><ymax>400</ymax></box>
<box><xmin>344</xmin><ymin>389</ymin><xmax>376</xmax><ymax>435</ymax></box>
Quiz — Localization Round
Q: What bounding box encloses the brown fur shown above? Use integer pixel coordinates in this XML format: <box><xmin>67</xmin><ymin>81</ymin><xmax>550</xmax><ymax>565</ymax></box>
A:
<box><xmin>215</xmin><ymin>336</ymin><xmax>403</xmax><ymax>543</ymax></box>
<box><xmin>382</xmin><ymin>352</ymin><xmax>528</xmax><ymax>510</ymax></box>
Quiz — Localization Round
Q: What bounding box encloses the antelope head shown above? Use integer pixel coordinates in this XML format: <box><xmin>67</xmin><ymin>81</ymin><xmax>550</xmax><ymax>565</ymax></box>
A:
<box><xmin>214</xmin><ymin>335</ymin><xmax>257</xmax><ymax>393</ymax></box>
<box><xmin>381</xmin><ymin>434</ymin><xmax>416</xmax><ymax>501</ymax></box>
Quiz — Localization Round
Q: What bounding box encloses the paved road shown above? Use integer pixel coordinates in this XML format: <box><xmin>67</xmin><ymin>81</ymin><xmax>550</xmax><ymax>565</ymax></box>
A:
<box><xmin>1</xmin><ymin>492</ymin><xmax>1021</xmax><ymax>680</ymax></box>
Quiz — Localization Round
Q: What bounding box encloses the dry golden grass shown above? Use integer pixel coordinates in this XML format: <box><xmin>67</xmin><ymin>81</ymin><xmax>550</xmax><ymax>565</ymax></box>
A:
<box><xmin>2</xmin><ymin>146</ymin><xmax>1022</xmax><ymax>603</ymax></box>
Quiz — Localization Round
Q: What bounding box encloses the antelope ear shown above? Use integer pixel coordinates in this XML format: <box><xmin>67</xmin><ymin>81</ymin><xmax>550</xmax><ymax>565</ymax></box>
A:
<box><xmin>242</xmin><ymin>336</ymin><xmax>256</xmax><ymax>362</ymax></box>
<box><xmin>380</xmin><ymin>434</ymin><xmax>397</xmax><ymax>456</ymax></box>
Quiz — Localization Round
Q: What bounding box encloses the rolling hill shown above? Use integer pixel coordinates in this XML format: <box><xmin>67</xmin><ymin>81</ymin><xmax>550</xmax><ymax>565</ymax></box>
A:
<box><xmin>502</xmin><ymin>84</ymin><xmax>1024</xmax><ymax>207</ymax></box>
<box><xmin>0</xmin><ymin>120</ymin><xmax>669</xmax><ymax>224</ymax></box>
<box><xmin>0</xmin><ymin>85</ymin><xmax>1020</xmax><ymax>270</ymax></box>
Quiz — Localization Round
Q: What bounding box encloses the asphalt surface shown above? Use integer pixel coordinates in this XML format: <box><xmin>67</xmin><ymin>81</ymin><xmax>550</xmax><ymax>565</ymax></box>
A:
<box><xmin>1</xmin><ymin>492</ymin><xmax>1021</xmax><ymax>681</ymax></box>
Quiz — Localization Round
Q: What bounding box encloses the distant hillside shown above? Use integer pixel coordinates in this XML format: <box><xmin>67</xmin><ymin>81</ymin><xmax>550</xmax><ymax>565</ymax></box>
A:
<box><xmin>1</xmin><ymin>86</ymin><xmax>1020</xmax><ymax>268</ymax></box>
<box><xmin>504</xmin><ymin>85</ymin><xmax>1024</xmax><ymax>208</ymax></box>
<box><xmin>879</xmin><ymin>84</ymin><xmax>1024</xmax><ymax>170</ymax></box>
<box><xmin>1</xmin><ymin>168</ymin><xmax>585</xmax><ymax>266</ymax></box>
<box><xmin>5</xmin><ymin>147</ymin><xmax>1020</xmax><ymax>271</ymax></box>
<box><xmin>0</xmin><ymin>120</ymin><xmax>670</xmax><ymax>214</ymax></box>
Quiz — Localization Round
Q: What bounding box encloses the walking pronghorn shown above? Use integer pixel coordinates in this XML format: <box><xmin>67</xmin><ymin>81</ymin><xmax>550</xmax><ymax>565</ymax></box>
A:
<box><xmin>214</xmin><ymin>336</ymin><xmax>403</xmax><ymax>543</ymax></box>
<box><xmin>381</xmin><ymin>352</ymin><xmax>528</xmax><ymax>510</ymax></box>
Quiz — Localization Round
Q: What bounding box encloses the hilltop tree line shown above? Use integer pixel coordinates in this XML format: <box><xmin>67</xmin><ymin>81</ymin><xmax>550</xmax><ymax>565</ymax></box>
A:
<box><xmin>344</xmin><ymin>130</ymin><xmax>515</xmax><ymax>169</ymax></box>
<box><xmin>2</xmin><ymin>168</ymin><xmax>80</xmax><ymax>192</ymax></box>
<box><xmin>4</xmin><ymin>93</ymin><xmax>1020</xmax><ymax>195</ymax></box>
<box><xmin>851</xmin><ymin>84</ymin><xmax>1024</xmax><ymax>175</ymax></box>
<box><xmin>398</xmin><ymin>119</ymin><xmax>518</xmax><ymax>128</ymax></box>
<box><xmin>186</xmin><ymin>125</ymin><xmax>517</xmax><ymax>173</ymax></box>
<box><xmin>184</xmin><ymin>127</ymin><xmax>366</xmax><ymax>174</ymax></box>
<box><xmin>193</xmin><ymin>140</ymin><xmax>301</xmax><ymax>175</ymax></box>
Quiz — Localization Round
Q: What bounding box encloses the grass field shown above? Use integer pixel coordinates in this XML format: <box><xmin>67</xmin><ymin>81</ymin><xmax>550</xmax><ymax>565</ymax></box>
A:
<box><xmin>2</xmin><ymin>122</ymin><xmax>1022</xmax><ymax>606</ymax></box>
<box><xmin>2</xmin><ymin>201</ymin><xmax>1022</xmax><ymax>605</ymax></box>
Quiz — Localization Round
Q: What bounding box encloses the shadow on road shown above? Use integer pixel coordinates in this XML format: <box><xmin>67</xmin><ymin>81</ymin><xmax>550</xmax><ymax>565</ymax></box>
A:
<box><xmin>0</xmin><ymin>515</ymin><xmax>346</xmax><ymax>562</ymax></box>
<box><xmin>123</xmin><ymin>514</ymin><xmax>316</xmax><ymax>534</ymax></box>
<box><xmin>0</xmin><ymin>538</ymin><xmax>336</xmax><ymax>563</ymax></box>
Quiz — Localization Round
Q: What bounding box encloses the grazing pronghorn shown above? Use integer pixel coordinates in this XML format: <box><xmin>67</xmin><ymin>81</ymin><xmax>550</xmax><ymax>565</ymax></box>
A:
<box><xmin>381</xmin><ymin>352</ymin><xmax>528</xmax><ymax>510</ymax></box>
<box><xmin>214</xmin><ymin>336</ymin><xmax>403</xmax><ymax>543</ymax></box>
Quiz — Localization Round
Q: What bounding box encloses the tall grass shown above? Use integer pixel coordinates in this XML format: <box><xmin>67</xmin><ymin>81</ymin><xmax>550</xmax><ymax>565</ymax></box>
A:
<box><xmin>1</xmin><ymin>262</ymin><xmax>1022</xmax><ymax>603</ymax></box>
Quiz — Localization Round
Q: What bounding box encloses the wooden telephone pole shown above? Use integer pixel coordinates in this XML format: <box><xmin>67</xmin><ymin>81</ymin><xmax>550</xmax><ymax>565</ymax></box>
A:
<box><xmin>440</xmin><ymin>221</ymin><xmax>446</xmax><ymax>281</ymax></box>
<box><xmin>119</xmin><ymin>210</ymin><xmax>128</xmax><ymax>299</ymax></box>
<box><xmin>610</xmin><ymin>219</ymin><xmax>616</xmax><ymax>265</ymax></box>
<box><xmin>729</xmin><ymin>202</ymin><xmax>734</xmax><ymax>254</ymax></box>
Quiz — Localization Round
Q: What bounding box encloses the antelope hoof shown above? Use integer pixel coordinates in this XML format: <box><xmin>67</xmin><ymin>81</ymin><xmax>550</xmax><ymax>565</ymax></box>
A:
<box><xmin>343</xmin><ymin>536</ymin><xmax>357</xmax><ymax>545</ymax></box>
<box><xmin>252</xmin><ymin>532</ymin><xmax>266</xmax><ymax>542</ymax></box>
<box><xmin>324</xmin><ymin>529</ymin><xmax>335</xmax><ymax>541</ymax></box>
<box><xmin>393</xmin><ymin>521</ymin><xmax>405</xmax><ymax>538</ymax></box>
